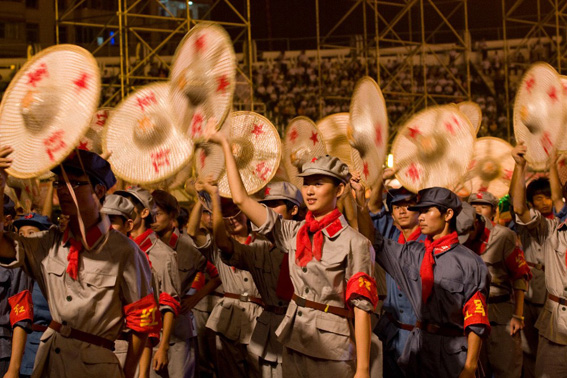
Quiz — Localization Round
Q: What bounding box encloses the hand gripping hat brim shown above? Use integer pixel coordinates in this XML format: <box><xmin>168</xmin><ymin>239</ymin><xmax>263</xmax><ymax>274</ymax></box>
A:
<box><xmin>103</xmin><ymin>82</ymin><xmax>194</xmax><ymax>185</ymax></box>
<box><xmin>170</xmin><ymin>23</ymin><xmax>236</xmax><ymax>141</ymax></box>
<box><xmin>0</xmin><ymin>44</ymin><xmax>101</xmax><ymax>179</ymax></box>
<box><xmin>196</xmin><ymin>111</ymin><xmax>282</xmax><ymax>198</ymax></box>
<box><xmin>283</xmin><ymin>116</ymin><xmax>327</xmax><ymax>190</ymax></box>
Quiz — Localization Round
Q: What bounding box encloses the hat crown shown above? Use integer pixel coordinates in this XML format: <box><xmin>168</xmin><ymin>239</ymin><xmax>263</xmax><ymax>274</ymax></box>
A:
<box><xmin>134</xmin><ymin>113</ymin><xmax>168</xmax><ymax>147</ymax></box>
<box><xmin>21</xmin><ymin>87</ymin><xmax>60</xmax><ymax>134</ymax></box>
<box><xmin>300</xmin><ymin>155</ymin><xmax>351</xmax><ymax>183</ymax></box>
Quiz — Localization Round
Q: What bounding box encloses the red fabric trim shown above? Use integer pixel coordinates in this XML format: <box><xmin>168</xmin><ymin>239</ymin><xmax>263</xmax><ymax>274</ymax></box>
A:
<box><xmin>295</xmin><ymin>209</ymin><xmax>342</xmax><ymax>267</ymax></box>
<box><xmin>463</xmin><ymin>291</ymin><xmax>491</xmax><ymax>331</ymax></box>
<box><xmin>191</xmin><ymin>272</ymin><xmax>206</xmax><ymax>290</ymax></box>
<box><xmin>8</xmin><ymin>290</ymin><xmax>33</xmax><ymax>326</ymax></box>
<box><xmin>132</xmin><ymin>229</ymin><xmax>154</xmax><ymax>252</ymax></box>
<box><xmin>205</xmin><ymin>261</ymin><xmax>219</xmax><ymax>278</ymax></box>
<box><xmin>505</xmin><ymin>247</ymin><xmax>533</xmax><ymax>280</ymax></box>
<box><xmin>421</xmin><ymin>232</ymin><xmax>460</xmax><ymax>304</ymax></box>
<box><xmin>346</xmin><ymin>272</ymin><xmax>379</xmax><ymax>310</ymax></box>
<box><xmin>66</xmin><ymin>238</ymin><xmax>83</xmax><ymax>280</ymax></box>
<box><xmin>123</xmin><ymin>294</ymin><xmax>162</xmax><ymax>333</ymax></box>
<box><xmin>168</xmin><ymin>229</ymin><xmax>179</xmax><ymax>249</ymax></box>
<box><xmin>159</xmin><ymin>292</ymin><xmax>181</xmax><ymax>317</ymax></box>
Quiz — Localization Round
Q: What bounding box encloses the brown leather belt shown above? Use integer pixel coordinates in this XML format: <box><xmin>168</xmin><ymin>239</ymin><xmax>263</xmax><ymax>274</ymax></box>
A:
<box><xmin>48</xmin><ymin>321</ymin><xmax>115</xmax><ymax>351</ymax></box>
<box><xmin>548</xmin><ymin>294</ymin><xmax>567</xmax><ymax>306</ymax></box>
<box><xmin>31</xmin><ymin>324</ymin><xmax>48</xmax><ymax>332</ymax></box>
<box><xmin>488</xmin><ymin>294</ymin><xmax>511</xmax><ymax>304</ymax></box>
<box><xmin>292</xmin><ymin>294</ymin><xmax>353</xmax><ymax>318</ymax></box>
<box><xmin>385</xmin><ymin>311</ymin><xmax>415</xmax><ymax>331</ymax></box>
<box><xmin>264</xmin><ymin>304</ymin><xmax>288</xmax><ymax>315</ymax></box>
<box><xmin>223</xmin><ymin>292</ymin><xmax>266</xmax><ymax>307</ymax></box>
<box><xmin>527</xmin><ymin>261</ymin><xmax>545</xmax><ymax>271</ymax></box>
<box><xmin>415</xmin><ymin>320</ymin><xmax>464</xmax><ymax>337</ymax></box>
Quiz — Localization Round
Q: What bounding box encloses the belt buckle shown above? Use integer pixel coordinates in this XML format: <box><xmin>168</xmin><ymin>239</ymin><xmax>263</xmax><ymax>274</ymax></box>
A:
<box><xmin>295</xmin><ymin>296</ymin><xmax>306</xmax><ymax>307</ymax></box>
<box><xmin>239</xmin><ymin>293</ymin><xmax>250</xmax><ymax>302</ymax></box>
<box><xmin>59</xmin><ymin>324</ymin><xmax>72</xmax><ymax>338</ymax></box>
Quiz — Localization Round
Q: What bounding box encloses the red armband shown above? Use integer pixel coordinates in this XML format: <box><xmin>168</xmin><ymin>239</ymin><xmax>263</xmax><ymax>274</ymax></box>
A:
<box><xmin>505</xmin><ymin>247</ymin><xmax>533</xmax><ymax>281</ymax></box>
<box><xmin>191</xmin><ymin>272</ymin><xmax>206</xmax><ymax>291</ymax></box>
<box><xmin>205</xmin><ymin>261</ymin><xmax>219</xmax><ymax>278</ymax></box>
<box><xmin>345</xmin><ymin>272</ymin><xmax>379</xmax><ymax>310</ymax></box>
<box><xmin>123</xmin><ymin>294</ymin><xmax>162</xmax><ymax>334</ymax></box>
<box><xmin>463</xmin><ymin>291</ymin><xmax>490</xmax><ymax>330</ymax></box>
<box><xmin>8</xmin><ymin>290</ymin><xmax>33</xmax><ymax>327</ymax></box>
<box><xmin>159</xmin><ymin>292</ymin><xmax>181</xmax><ymax>317</ymax></box>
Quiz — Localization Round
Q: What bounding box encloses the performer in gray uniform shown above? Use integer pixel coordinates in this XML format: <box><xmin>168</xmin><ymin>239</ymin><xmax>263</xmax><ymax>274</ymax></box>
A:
<box><xmin>0</xmin><ymin>147</ymin><xmax>158</xmax><ymax>378</ymax></box>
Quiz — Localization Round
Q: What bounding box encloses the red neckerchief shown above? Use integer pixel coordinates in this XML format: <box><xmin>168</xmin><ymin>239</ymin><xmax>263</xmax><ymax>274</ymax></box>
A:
<box><xmin>132</xmin><ymin>228</ymin><xmax>154</xmax><ymax>253</ymax></box>
<box><xmin>465</xmin><ymin>225</ymin><xmax>490</xmax><ymax>255</ymax></box>
<box><xmin>397</xmin><ymin>227</ymin><xmax>422</xmax><ymax>244</ymax></box>
<box><xmin>545</xmin><ymin>212</ymin><xmax>555</xmax><ymax>220</ymax></box>
<box><xmin>62</xmin><ymin>220</ymin><xmax>108</xmax><ymax>280</ymax></box>
<box><xmin>420</xmin><ymin>231</ymin><xmax>460</xmax><ymax>303</ymax></box>
<box><xmin>295</xmin><ymin>209</ymin><xmax>342</xmax><ymax>267</ymax></box>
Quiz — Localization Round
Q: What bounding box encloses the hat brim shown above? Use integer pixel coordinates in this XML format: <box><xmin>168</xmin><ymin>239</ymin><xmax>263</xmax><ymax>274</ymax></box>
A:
<box><xmin>458</xmin><ymin>233</ymin><xmax>470</xmax><ymax>244</ymax></box>
<box><xmin>259</xmin><ymin>195</ymin><xmax>302</xmax><ymax>207</ymax></box>
<box><xmin>407</xmin><ymin>201</ymin><xmax>444</xmax><ymax>212</ymax></box>
<box><xmin>297</xmin><ymin>168</ymin><xmax>349</xmax><ymax>184</ymax></box>
<box><xmin>469</xmin><ymin>199</ymin><xmax>496</xmax><ymax>207</ymax></box>
<box><xmin>13</xmin><ymin>219</ymin><xmax>50</xmax><ymax>231</ymax></box>
<box><xmin>100</xmin><ymin>208</ymin><xmax>128</xmax><ymax>218</ymax></box>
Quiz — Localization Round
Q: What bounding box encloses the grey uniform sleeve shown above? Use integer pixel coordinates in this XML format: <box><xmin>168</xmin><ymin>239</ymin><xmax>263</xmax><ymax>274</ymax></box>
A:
<box><xmin>119</xmin><ymin>241</ymin><xmax>154</xmax><ymax>306</ymax></box>
<box><xmin>346</xmin><ymin>234</ymin><xmax>376</xmax><ymax>312</ymax></box>
<box><xmin>463</xmin><ymin>255</ymin><xmax>492</xmax><ymax>337</ymax></box>
<box><xmin>252</xmin><ymin>205</ymin><xmax>301</xmax><ymax>253</ymax></box>
<box><xmin>515</xmin><ymin>209</ymin><xmax>557</xmax><ymax>246</ymax></box>
<box><xmin>158</xmin><ymin>249</ymin><xmax>181</xmax><ymax>314</ymax></box>
<box><xmin>1</xmin><ymin>228</ymin><xmax>57</xmax><ymax>282</ymax></box>
<box><xmin>500</xmin><ymin>227</ymin><xmax>529</xmax><ymax>292</ymax></box>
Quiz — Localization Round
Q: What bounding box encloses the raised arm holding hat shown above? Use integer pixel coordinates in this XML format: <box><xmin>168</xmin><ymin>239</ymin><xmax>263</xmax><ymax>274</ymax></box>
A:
<box><xmin>207</xmin><ymin>131</ymin><xmax>377</xmax><ymax>378</ymax></box>
<box><xmin>0</xmin><ymin>147</ymin><xmax>158</xmax><ymax>378</ymax></box>
<box><xmin>373</xmin><ymin>186</ymin><xmax>491</xmax><ymax>378</ymax></box>
<box><xmin>510</xmin><ymin>142</ymin><xmax>567</xmax><ymax>378</ymax></box>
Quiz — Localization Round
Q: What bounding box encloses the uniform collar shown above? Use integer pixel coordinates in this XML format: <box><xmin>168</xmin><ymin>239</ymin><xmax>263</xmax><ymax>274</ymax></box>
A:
<box><xmin>132</xmin><ymin>228</ymin><xmax>157</xmax><ymax>253</ymax></box>
<box><xmin>61</xmin><ymin>215</ymin><xmax>111</xmax><ymax>250</ymax></box>
<box><xmin>321</xmin><ymin>214</ymin><xmax>348</xmax><ymax>239</ymax></box>
<box><xmin>168</xmin><ymin>227</ymin><xmax>180</xmax><ymax>249</ymax></box>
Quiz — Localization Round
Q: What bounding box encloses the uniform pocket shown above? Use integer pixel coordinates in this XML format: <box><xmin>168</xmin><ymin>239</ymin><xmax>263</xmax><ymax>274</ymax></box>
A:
<box><xmin>439</xmin><ymin>278</ymin><xmax>464</xmax><ymax>294</ymax></box>
<box><xmin>81</xmin><ymin>272</ymin><xmax>116</xmax><ymax>288</ymax></box>
<box><xmin>44</xmin><ymin>258</ymin><xmax>66</xmax><ymax>277</ymax></box>
<box><xmin>315</xmin><ymin>313</ymin><xmax>350</xmax><ymax>336</ymax></box>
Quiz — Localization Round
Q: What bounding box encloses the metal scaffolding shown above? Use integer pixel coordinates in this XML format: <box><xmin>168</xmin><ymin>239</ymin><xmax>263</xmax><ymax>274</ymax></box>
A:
<box><xmin>55</xmin><ymin>0</ymin><xmax>253</xmax><ymax>108</ymax></box>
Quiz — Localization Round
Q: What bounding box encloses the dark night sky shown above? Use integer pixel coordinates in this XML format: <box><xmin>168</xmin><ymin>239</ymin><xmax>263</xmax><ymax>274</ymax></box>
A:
<box><xmin>210</xmin><ymin>0</ymin><xmax>541</xmax><ymax>50</ymax></box>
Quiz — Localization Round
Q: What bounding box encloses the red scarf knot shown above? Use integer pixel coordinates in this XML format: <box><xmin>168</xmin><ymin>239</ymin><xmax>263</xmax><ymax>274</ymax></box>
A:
<box><xmin>295</xmin><ymin>209</ymin><xmax>342</xmax><ymax>267</ymax></box>
<box><xmin>420</xmin><ymin>231</ymin><xmax>460</xmax><ymax>304</ymax></box>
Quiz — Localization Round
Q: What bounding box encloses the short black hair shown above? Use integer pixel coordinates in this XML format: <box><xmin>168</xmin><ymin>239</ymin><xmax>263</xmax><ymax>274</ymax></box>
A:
<box><xmin>123</xmin><ymin>194</ymin><xmax>152</xmax><ymax>229</ymax></box>
<box><xmin>152</xmin><ymin>190</ymin><xmax>179</xmax><ymax>218</ymax></box>
<box><xmin>435</xmin><ymin>205</ymin><xmax>457</xmax><ymax>231</ymax></box>
<box><xmin>177</xmin><ymin>207</ymin><xmax>189</xmax><ymax>229</ymax></box>
<box><xmin>526</xmin><ymin>177</ymin><xmax>551</xmax><ymax>204</ymax></box>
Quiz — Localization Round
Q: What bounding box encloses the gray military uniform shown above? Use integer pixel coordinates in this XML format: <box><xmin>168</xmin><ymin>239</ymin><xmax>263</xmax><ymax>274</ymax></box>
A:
<box><xmin>254</xmin><ymin>206</ymin><xmax>375</xmax><ymax>378</ymax></box>
<box><xmin>0</xmin><ymin>217</ymin><xmax>154</xmax><ymax>378</ymax></box>
<box><xmin>516</xmin><ymin>209</ymin><xmax>567</xmax><ymax>378</ymax></box>
<box><xmin>221</xmin><ymin>237</ymin><xmax>288</xmax><ymax>378</ymax></box>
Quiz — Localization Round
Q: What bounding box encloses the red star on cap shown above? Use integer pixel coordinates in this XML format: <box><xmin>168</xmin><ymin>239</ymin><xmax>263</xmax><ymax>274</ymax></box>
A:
<box><xmin>548</xmin><ymin>86</ymin><xmax>558</xmax><ymax>103</ymax></box>
<box><xmin>264</xmin><ymin>186</ymin><xmax>271</xmax><ymax>196</ymax></box>
<box><xmin>73</xmin><ymin>73</ymin><xmax>89</xmax><ymax>91</ymax></box>
<box><xmin>525</xmin><ymin>77</ymin><xmax>535</xmax><ymax>94</ymax></box>
<box><xmin>311</xmin><ymin>157</ymin><xmax>318</xmax><ymax>163</ymax></box>
<box><xmin>251</xmin><ymin>123</ymin><xmax>264</xmax><ymax>138</ymax></box>
<box><xmin>216</xmin><ymin>75</ymin><xmax>230</xmax><ymax>93</ymax></box>
<box><xmin>476</xmin><ymin>192</ymin><xmax>484</xmax><ymax>199</ymax></box>
<box><xmin>406</xmin><ymin>163</ymin><xmax>420</xmax><ymax>182</ymax></box>
<box><xmin>24</xmin><ymin>214</ymin><xmax>34</xmax><ymax>219</ymax></box>
<box><xmin>289</xmin><ymin>129</ymin><xmax>299</xmax><ymax>142</ymax></box>
<box><xmin>363</xmin><ymin>161</ymin><xmax>370</xmax><ymax>178</ymax></box>
<box><xmin>194</xmin><ymin>34</ymin><xmax>206</xmax><ymax>52</ymax></box>
<box><xmin>309</xmin><ymin>131</ymin><xmax>319</xmax><ymax>146</ymax></box>
<box><xmin>407</xmin><ymin>126</ymin><xmax>420</xmax><ymax>139</ymax></box>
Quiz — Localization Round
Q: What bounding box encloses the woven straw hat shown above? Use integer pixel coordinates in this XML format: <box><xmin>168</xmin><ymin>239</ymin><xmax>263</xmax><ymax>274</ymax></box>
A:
<box><xmin>348</xmin><ymin>76</ymin><xmax>388</xmax><ymax>186</ymax></box>
<box><xmin>316</xmin><ymin>113</ymin><xmax>358</xmax><ymax>171</ymax></box>
<box><xmin>555</xmin><ymin>75</ymin><xmax>567</xmax><ymax>153</ymax></box>
<box><xmin>0</xmin><ymin>44</ymin><xmax>100</xmax><ymax>178</ymax></box>
<box><xmin>170</xmin><ymin>23</ymin><xmax>236</xmax><ymax>141</ymax></box>
<box><xmin>283</xmin><ymin>116</ymin><xmax>327</xmax><ymax>189</ymax></box>
<box><xmin>461</xmin><ymin>137</ymin><xmax>514</xmax><ymax>199</ymax></box>
<box><xmin>78</xmin><ymin>108</ymin><xmax>111</xmax><ymax>154</ymax></box>
<box><xmin>392</xmin><ymin>106</ymin><xmax>475</xmax><ymax>193</ymax></box>
<box><xmin>103</xmin><ymin>82</ymin><xmax>194</xmax><ymax>185</ymax></box>
<box><xmin>456</xmin><ymin>101</ymin><xmax>481</xmax><ymax>135</ymax></box>
<box><xmin>513</xmin><ymin>62</ymin><xmax>564</xmax><ymax>171</ymax></box>
<box><xmin>196</xmin><ymin>111</ymin><xmax>281</xmax><ymax>198</ymax></box>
